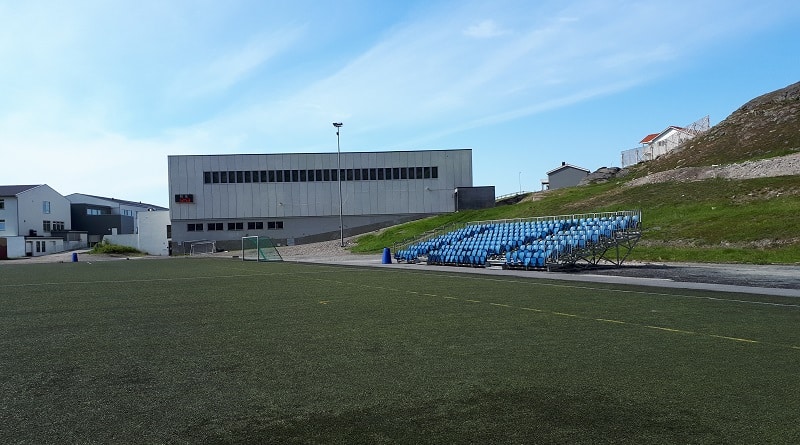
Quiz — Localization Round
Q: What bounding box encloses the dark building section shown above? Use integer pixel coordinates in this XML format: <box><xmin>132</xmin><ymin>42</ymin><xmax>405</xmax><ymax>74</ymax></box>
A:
<box><xmin>455</xmin><ymin>186</ymin><xmax>495</xmax><ymax>211</ymax></box>
<box><xmin>70</xmin><ymin>204</ymin><xmax>135</xmax><ymax>246</ymax></box>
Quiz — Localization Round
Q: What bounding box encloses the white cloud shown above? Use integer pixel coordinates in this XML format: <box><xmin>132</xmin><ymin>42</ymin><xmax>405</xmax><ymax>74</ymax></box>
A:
<box><xmin>463</xmin><ymin>19</ymin><xmax>511</xmax><ymax>39</ymax></box>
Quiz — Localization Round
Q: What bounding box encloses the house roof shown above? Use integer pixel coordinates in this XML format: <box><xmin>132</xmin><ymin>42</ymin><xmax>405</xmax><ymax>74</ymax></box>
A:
<box><xmin>0</xmin><ymin>185</ymin><xmax>41</xmax><ymax>196</ymax></box>
<box><xmin>69</xmin><ymin>193</ymin><xmax>168</xmax><ymax>211</ymax></box>
<box><xmin>546</xmin><ymin>163</ymin><xmax>591</xmax><ymax>175</ymax></box>
<box><xmin>639</xmin><ymin>133</ymin><xmax>659</xmax><ymax>144</ymax></box>
<box><xmin>641</xmin><ymin>126</ymin><xmax>692</xmax><ymax>145</ymax></box>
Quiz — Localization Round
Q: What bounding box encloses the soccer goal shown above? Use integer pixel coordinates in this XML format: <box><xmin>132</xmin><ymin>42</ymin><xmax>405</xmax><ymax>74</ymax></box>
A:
<box><xmin>189</xmin><ymin>240</ymin><xmax>217</xmax><ymax>256</ymax></box>
<box><xmin>242</xmin><ymin>236</ymin><xmax>283</xmax><ymax>262</ymax></box>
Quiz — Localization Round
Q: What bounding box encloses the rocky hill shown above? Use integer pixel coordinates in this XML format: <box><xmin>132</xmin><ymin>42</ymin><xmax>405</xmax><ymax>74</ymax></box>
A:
<box><xmin>630</xmin><ymin>81</ymin><xmax>800</xmax><ymax>175</ymax></box>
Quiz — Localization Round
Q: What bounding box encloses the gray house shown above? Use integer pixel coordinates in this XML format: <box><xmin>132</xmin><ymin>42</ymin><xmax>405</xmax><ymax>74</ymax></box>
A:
<box><xmin>543</xmin><ymin>162</ymin><xmax>590</xmax><ymax>190</ymax></box>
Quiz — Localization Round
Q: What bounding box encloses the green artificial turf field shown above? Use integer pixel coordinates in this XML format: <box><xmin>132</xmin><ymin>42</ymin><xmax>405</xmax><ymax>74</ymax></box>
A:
<box><xmin>1</xmin><ymin>258</ymin><xmax>799</xmax><ymax>444</ymax></box>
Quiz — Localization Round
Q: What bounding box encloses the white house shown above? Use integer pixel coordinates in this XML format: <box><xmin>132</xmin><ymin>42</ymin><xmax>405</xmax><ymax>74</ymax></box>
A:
<box><xmin>621</xmin><ymin>116</ymin><xmax>710</xmax><ymax>167</ymax></box>
<box><xmin>0</xmin><ymin>184</ymin><xmax>76</xmax><ymax>259</ymax></box>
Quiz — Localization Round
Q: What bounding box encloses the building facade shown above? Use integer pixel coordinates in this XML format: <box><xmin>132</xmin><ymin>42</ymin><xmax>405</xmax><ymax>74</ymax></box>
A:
<box><xmin>168</xmin><ymin>149</ymin><xmax>473</xmax><ymax>249</ymax></box>
<box><xmin>0</xmin><ymin>184</ymin><xmax>76</xmax><ymax>258</ymax></box>
<box><xmin>67</xmin><ymin>193</ymin><xmax>169</xmax><ymax>247</ymax></box>
<box><xmin>545</xmin><ymin>162</ymin><xmax>591</xmax><ymax>190</ymax></box>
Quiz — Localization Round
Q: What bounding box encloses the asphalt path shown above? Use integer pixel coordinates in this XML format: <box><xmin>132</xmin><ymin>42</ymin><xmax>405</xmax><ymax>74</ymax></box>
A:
<box><xmin>292</xmin><ymin>256</ymin><xmax>800</xmax><ymax>298</ymax></box>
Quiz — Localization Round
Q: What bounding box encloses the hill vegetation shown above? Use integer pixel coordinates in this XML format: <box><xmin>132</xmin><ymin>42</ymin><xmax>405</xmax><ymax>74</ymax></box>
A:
<box><xmin>355</xmin><ymin>82</ymin><xmax>800</xmax><ymax>264</ymax></box>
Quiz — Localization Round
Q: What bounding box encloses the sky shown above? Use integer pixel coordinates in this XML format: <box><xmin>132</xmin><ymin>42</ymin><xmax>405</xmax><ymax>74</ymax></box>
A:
<box><xmin>2</xmin><ymin>0</ymin><xmax>799</xmax><ymax>208</ymax></box>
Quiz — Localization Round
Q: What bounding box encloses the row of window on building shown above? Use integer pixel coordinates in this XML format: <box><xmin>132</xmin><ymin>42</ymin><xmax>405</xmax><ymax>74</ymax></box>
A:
<box><xmin>203</xmin><ymin>166</ymin><xmax>439</xmax><ymax>184</ymax></box>
<box><xmin>87</xmin><ymin>208</ymin><xmax>136</xmax><ymax>216</ymax></box>
<box><xmin>0</xmin><ymin>220</ymin><xmax>65</xmax><ymax>233</ymax></box>
<box><xmin>187</xmin><ymin>221</ymin><xmax>284</xmax><ymax>232</ymax></box>
<box><xmin>43</xmin><ymin>221</ymin><xmax>66</xmax><ymax>231</ymax></box>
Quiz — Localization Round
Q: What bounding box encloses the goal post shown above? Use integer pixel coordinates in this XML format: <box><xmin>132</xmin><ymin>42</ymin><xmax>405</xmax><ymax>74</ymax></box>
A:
<box><xmin>242</xmin><ymin>236</ymin><xmax>283</xmax><ymax>262</ymax></box>
<box><xmin>188</xmin><ymin>240</ymin><xmax>216</xmax><ymax>256</ymax></box>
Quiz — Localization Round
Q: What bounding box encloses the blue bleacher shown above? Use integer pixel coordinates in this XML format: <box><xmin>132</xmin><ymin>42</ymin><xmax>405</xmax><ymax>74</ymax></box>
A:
<box><xmin>394</xmin><ymin>211</ymin><xmax>640</xmax><ymax>269</ymax></box>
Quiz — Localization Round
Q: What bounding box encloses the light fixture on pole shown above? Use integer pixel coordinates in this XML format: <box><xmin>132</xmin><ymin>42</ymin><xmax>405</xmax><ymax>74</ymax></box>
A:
<box><xmin>518</xmin><ymin>171</ymin><xmax>522</xmax><ymax>194</ymax></box>
<box><xmin>333</xmin><ymin>122</ymin><xmax>344</xmax><ymax>247</ymax></box>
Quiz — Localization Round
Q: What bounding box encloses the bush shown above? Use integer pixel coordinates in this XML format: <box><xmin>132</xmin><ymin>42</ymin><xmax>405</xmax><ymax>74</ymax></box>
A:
<box><xmin>89</xmin><ymin>240</ymin><xmax>143</xmax><ymax>255</ymax></box>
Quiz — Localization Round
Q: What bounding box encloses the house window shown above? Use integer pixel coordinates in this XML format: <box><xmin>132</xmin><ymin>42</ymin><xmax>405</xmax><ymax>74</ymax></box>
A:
<box><xmin>53</xmin><ymin>221</ymin><xmax>65</xmax><ymax>231</ymax></box>
<box><xmin>247</xmin><ymin>221</ymin><xmax>264</xmax><ymax>230</ymax></box>
<box><xmin>0</xmin><ymin>219</ymin><xmax>5</xmax><ymax>231</ymax></box>
<box><xmin>0</xmin><ymin>199</ymin><xmax>4</xmax><ymax>209</ymax></box>
<box><xmin>187</xmin><ymin>223</ymin><xmax>203</xmax><ymax>232</ymax></box>
<box><xmin>267</xmin><ymin>221</ymin><xmax>284</xmax><ymax>230</ymax></box>
<box><xmin>207</xmin><ymin>222</ymin><xmax>223</xmax><ymax>231</ymax></box>
<box><xmin>43</xmin><ymin>201</ymin><xmax>51</xmax><ymax>214</ymax></box>
<box><xmin>43</xmin><ymin>220</ymin><xmax>51</xmax><ymax>231</ymax></box>
<box><xmin>204</xmin><ymin>172</ymin><xmax>212</xmax><ymax>183</ymax></box>
<box><xmin>228</xmin><ymin>222</ymin><xmax>244</xmax><ymax>231</ymax></box>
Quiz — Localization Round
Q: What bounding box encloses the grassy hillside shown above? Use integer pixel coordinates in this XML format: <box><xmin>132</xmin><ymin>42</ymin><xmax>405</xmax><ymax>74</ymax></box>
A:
<box><xmin>354</xmin><ymin>175</ymin><xmax>800</xmax><ymax>264</ymax></box>
<box><xmin>355</xmin><ymin>82</ymin><xmax>800</xmax><ymax>265</ymax></box>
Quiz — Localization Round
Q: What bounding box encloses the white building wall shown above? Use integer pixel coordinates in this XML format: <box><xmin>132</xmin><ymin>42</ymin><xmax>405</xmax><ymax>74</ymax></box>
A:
<box><xmin>0</xmin><ymin>197</ymin><xmax>20</xmax><ymax>236</ymax></box>
<box><xmin>104</xmin><ymin>210</ymin><xmax>170</xmax><ymax>255</ymax></box>
<box><xmin>4</xmin><ymin>236</ymin><xmax>26</xmax><ymax>258</ymax></box>
<box><xmin>17</xmin><ymin>185</ymin><xmax>71</xmax><ymax>236</ymax></box>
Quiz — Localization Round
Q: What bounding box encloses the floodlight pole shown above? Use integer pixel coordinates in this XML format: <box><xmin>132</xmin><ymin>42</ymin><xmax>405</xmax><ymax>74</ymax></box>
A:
<box><xmin>333</xmin><ymin>122</ymin><xmax>344</xmax><ymax>247</ymax></box>
<box><xmin>518</xmin><ymin>171</ymin><xmax>522</xmax><ymax>194</ymax></box>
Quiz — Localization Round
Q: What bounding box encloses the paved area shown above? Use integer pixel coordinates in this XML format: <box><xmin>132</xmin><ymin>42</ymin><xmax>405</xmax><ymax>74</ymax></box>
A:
<box><xmin>281</xmin><ymin>255</ymin><xmax>800</xmax><ymax>298</ymax></box>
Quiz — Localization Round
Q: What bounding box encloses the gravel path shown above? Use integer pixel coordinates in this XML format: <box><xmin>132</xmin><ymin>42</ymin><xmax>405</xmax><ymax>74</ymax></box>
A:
<box><xmin>627</xmin><ymin>151</ymin><xmax>800</xmax><ymax>187</ymax></box>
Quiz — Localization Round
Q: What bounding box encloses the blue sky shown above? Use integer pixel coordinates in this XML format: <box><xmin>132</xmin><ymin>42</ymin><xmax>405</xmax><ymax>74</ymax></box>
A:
<box><xmin>2</xmin><ymin>0</ymin><xmax>799</xmax><ymax>207</ymax></box>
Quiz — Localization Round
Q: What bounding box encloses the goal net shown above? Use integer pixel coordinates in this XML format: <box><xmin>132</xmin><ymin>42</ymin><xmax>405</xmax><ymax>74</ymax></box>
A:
<box><xmin>242</xmin><ymin>236</ymin><xmax>283</xmax><ymax>262</ymax></box>
<box><xmin>188</xmin><ymin>240</ymin><xmax>217</xmax><ymax>256</ymax></box>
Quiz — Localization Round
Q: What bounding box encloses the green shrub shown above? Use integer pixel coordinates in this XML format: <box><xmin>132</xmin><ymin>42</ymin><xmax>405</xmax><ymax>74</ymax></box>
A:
<box><xmin>89</xmin><ymin>240</ymin><xmax>143</xmax><ymax>255</ymax></box>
